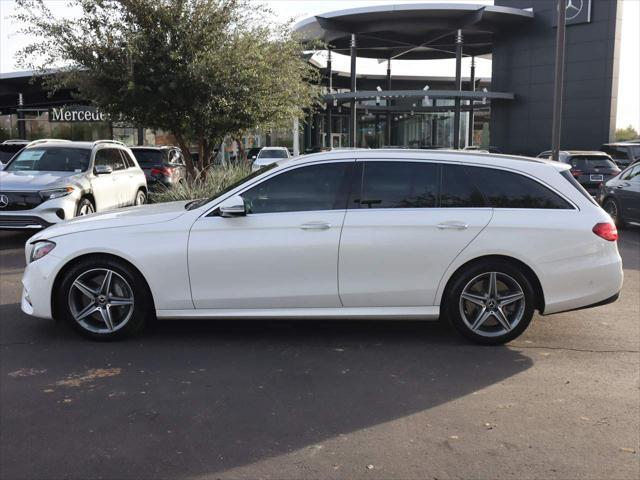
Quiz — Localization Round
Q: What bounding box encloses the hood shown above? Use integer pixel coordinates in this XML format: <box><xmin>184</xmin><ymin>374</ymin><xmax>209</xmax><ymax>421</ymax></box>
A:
<box><xmin>30</xmin><ymin>200</ymin><xmax>190</xmax><ymax>241</ymax></box>
<box><xmin>0</xmin><ymin>170</ymin><xmax>84</xmax><ymax>191</ymax></box>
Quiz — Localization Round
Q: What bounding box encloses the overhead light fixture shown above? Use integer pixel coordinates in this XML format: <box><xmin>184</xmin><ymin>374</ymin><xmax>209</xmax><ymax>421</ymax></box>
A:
<box><xmin>422</xmin><ymin>85</ymin><xmax>430</xmax><ymax>107</ymax></box>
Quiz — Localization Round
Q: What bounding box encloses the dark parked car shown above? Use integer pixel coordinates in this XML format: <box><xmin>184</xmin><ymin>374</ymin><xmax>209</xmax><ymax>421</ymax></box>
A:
<box><xmin>598</xmin><ymin>162</ymin><xmax>640</xmax><ymax>227</ymax></box>
<box><xmin>537</xmin><ymin>150</ymin><xmax>621</xmax><ymax>195</ymax></box>
<box><xmin>0</xmin><ymin>139</ymin><xmax>29</xmax><ymax>165</ymax></box>
<box><xmin>130</xmin><ymin>146</ymin><xmax>187</xmax><ymax>189</ymax></box>
<box><xmin>601</xmin><ymin>142</ymin><xmax>640</xmax><ymax>168</ymax></box>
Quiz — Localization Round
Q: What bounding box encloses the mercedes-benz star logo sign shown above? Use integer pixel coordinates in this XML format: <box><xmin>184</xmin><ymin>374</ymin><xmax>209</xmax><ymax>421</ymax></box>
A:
<box><xmin>566</xmin><ymin>0</ymin><xmax>584</xmax><ymax>21</ymax></box>
<box><xmin>0</xmin><ymin>194</ymin><xmax>9</xmax><ymax>208</ymax></box>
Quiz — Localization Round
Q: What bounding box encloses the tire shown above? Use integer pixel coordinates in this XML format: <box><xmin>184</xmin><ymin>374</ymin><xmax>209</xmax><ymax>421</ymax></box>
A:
<box><xmin>135</xmin><ymin>189</ymin><xmax>147</xmax><ymax>206</ymax></box>
<box><xmin>446</xmin><ymin>260</ymin><xmax>536</xmax><ymax>345</ymax></box>
<box><xmin>56</xmin><ymin>257</ymin><xmax>152</xmax><ymax>341</ymax></box>
<box><xmin>75</xmin><ymin>197</ymin><xmax>95</xmax><ymax>217</ymax></box>
<box><xmin>603</xmin><ymin>197</ymin><xmax>626</xmax><ymax>229</ymax></box>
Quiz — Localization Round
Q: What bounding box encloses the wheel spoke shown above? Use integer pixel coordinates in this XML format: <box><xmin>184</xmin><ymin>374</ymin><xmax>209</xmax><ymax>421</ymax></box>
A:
<box><xmin>471</xmin><ymin>307</ymin><xmax>490</xmax><ymax>330</ymax></box>
<box><xmin>493</xmin><ymin>307</ymin><xmax>512</xmax><ymax>331</ymax></box>
<box><xmin>100</xmin><ymin>270</ymin><xmax>113</xmax><ymax>296</ymax></box>
<box><xmin>498</xmin><ymin>292</ymin><xmax>524</xmax><ymax>307</ymax></box>
<box><xmin>99</xmin><ymin>306</ymin><xmax>115</xmax><ymax>331</ymax></box>
<box><xmin>109</xmin><ymin>296</ymin><xmax>133</xmax><ymax>306</ymax></box>
<box><xmin>461</xmin><ymin>292</ymin><xmax>485</xmax><ymax>306</ymax></box>
<box><xmin>73</xmin><ymin>280</ymin><xmax>98</xmax><ymax>300</ymax></box>
<box><xmin>488</xmin><ymin>272</ymin><xmax>498</xmax><ymax>297</ymax></box>
<box><xmin>75</xmin><ymin>302</ymin><xmax>99</xmax><ymax>321</ymax></box>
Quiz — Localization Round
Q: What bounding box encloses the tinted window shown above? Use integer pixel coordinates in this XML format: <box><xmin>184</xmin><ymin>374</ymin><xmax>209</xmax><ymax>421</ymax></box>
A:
<box><xmin>7</xmin><ymin>147</ymin><xmax>90</xmax><ymax>172</ymax></box>
<box><xmin>131</xmin><ymin>149</ymin><xmax>165</xmax><ymax>167</ymax></box>
<box><xmin>467</xmin><ymin>166</ymin><xmax>572</xmax><ymax>209</ymax></box>
<box><xmin>119</xmin><ymin>149</ymin><xmax>134</xmax><ymax>168</ymax></box>
<box><xmin>622</xmin><ymin>165</ymin><xmax>640</xmax><ymax>181</ymax></box>
<box><xmin>441</xmin><ymin>164</ymin><xmax>485</xmax><ymax>207</ymax></box>
<box><xmin>569</xmin><ymin>156</ymin><xmax>617</xmax><ymax>170</ymax></box>
<box><xmin>243</xmin><ymin>162</ymin><xmax>351</xmax><ymax>214</ymax></box>
<box><xmin>258</xmin><ymin>149</ymin><xmax>289</xmax><ymax>159</ymax></box>
<box><xmin>95</xmin><ymin>148</ymin><xmax>125</xmax><ymax>171</ymax></box>
<box><xmin>355</xmin><ymin>161</ymin><xmax>438</xmax><ymax>208</ymax></box>
<box><xmin>601</xmin><ymin>146</ymin><xmax>630</xmax><ymax>161</ymax></box>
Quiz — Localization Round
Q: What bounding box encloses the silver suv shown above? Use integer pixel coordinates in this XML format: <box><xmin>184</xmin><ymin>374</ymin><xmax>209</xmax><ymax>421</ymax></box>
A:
<box><xmin>0</xmin><ymin>139</ymin><xmax>147</xmax><ymax>230</ymax></box>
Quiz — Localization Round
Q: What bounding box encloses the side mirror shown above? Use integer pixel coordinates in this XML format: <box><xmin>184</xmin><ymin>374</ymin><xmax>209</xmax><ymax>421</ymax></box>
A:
<box><xmin>95</xmin><ymin>165</ymin><xmax>113</xmax><ymax>175</ymax></box>
<box><xmin>219</xmin><ymin>195</ymin><xmax>246</xmax><ymax>217</ymax></box>
<box><xmin>251</xmin><ymin>155</ymin><xmax>257</xmax><ymax>160</ymax></box>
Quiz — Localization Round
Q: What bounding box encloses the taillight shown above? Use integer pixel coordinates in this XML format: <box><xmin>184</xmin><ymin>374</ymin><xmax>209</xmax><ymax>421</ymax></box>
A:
<box><xmin>151</xmin><ymin>166</ymin><xmax>174</xmax><ymax>177</ymax></box>
<box><xmin>592</xmin><ymin>222</ymin><xmax>618</xmax><ymax>241</ymax></box>
<box><xmin>571</xmin><ymin>169</ymin><xmax>583</xmax><ymax>177</ymax></box>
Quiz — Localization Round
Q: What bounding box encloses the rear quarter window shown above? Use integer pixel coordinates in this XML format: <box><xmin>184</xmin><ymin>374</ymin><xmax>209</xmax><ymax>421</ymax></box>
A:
<box><xmin>465</xmin><ymin>166</ymin><xmax>572</xmax><ymax>209</ymax></box>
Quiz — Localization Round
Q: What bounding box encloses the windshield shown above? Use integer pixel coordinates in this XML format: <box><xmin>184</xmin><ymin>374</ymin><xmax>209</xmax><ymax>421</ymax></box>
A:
<box><xmin>258</xmin><ymin>149</ymin><xmax>288</xmax><ymax>159</ymax></box>
<box><xmin>186</xmin><ymin>163</ymin><xmax>278</xmax><ymax>210</ymax></box>
<box><xmin>570</xmin><ymin>157</ymin><xmax>617</xmax><ymax>170</ymax></box>
<box><xmin>7</xmin><ymin>147</ymin><xmax>91</xmax><ymax>172</ymax></box>
<box><xmin>131</xmin><ymin>149</ymin><xmax>164</xmax><ymax>167</ymax></box>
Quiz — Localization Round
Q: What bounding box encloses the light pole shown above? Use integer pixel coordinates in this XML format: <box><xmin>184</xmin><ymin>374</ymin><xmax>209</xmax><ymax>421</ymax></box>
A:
<box><xmin>551</xmin><ymin>0</ymin><xmax>567</xmax><ymax>161</ymax></box>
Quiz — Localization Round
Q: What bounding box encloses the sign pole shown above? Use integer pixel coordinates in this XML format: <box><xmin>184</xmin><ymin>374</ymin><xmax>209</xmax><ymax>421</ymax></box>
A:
<box><xmin>551</xmin><ymin>0</ymin><xmax>567</xmax><ymax>161</ymax></box>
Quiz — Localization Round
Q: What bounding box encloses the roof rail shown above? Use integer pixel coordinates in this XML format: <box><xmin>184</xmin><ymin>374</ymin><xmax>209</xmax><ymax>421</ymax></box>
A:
<box><xmin>93</xmin><ymin>139</ymin><xmax>126</xmax><ymax>147</ymax></box>
<box><xmin>1</xmin><ymin>139</ymin><xmax>29</xmax><ymax>144</ymax></box>
<box><xmin>26</xmin><ymin>139</ymin><xmax>73</xmax><ymax>147</ymax></box>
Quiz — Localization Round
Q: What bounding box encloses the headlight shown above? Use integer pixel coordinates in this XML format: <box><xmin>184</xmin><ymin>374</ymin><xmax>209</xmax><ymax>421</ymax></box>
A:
<box><xmin>39</xmin><ymin>186</ymin><xmax>75</xmax><ymax>201</ymax></box>
<box><xmin>30</xmin><ymin>241</ymin><xmax>56</xmax><ymax>263</ymax></box>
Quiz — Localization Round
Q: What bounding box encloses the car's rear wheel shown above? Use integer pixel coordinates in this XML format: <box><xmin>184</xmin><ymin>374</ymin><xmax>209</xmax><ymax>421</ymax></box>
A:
<box><xmin>603</xmin><ymin>197</ymin><xmax>625</xmax><ymax>229</ymax></box>
<box><xmin>57</xmin><ymin>258</ymin><xmax>151</xmax><ymax>340</ymax></box>
<box><xmin>75</xmin><ymin>197</ymin><xmax>95</xmax><ymax>217</ymax></box>
<box><xmin>446</xmin><ymin>260</ymin><xmax>536</xmax><ymax>345</ymax></box>
<box><xmin>135</xmin><ymin>189</ymin><xmax>147</xmax><ymax>206</ymax></box>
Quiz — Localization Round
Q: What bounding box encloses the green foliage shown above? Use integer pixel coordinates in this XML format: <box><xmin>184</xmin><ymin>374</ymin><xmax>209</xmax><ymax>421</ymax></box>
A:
<box><xmin>615</xmin><ymin>125</ymin><xmax>639</xmax><ymax>142</ymax></box>
<box><xmin>149</xmin><ymin>163</ymin><xmax>251</xmax><ymax>203</ymax></box>
<box><xmin>15</xmin><ymin>0</ymin><xmax>320</xmax><ymax>172</ymax></box>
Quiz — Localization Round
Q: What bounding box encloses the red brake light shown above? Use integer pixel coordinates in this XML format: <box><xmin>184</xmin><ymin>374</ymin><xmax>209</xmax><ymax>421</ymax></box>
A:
<box><xmin>151</xmin><ymin>166</ymin><xmax>174</xmax><ymax>177</ymax></box>
<box><xmin>592</xmin><ymin>222</ymin><xmax>618</xmax><ymax>241</ymax></box>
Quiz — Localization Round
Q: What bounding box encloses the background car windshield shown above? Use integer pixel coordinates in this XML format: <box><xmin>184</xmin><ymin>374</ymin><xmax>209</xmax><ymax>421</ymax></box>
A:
<box><xmin>132</xmin><ymin>149</ymin><xmax>164</xmax><ymax>166</ymax></box>
<box><xmin>570</xmin><ymin>157</ymin><xmax>617</xmax><ymax>169</ymax></box>
<box><xmin>258</xmin><ymin>150</ymin><xmax>288</xmax><ymax>159</ymax></box>
<box><xmin>0</xmin><ymin>146</ymin><xmax>23</xmax><ymax>164</ymax></box>
<box><xmin>7</xmin><ymin>148</ymin><xmax>91</xmax><ymax>172</ymax></box>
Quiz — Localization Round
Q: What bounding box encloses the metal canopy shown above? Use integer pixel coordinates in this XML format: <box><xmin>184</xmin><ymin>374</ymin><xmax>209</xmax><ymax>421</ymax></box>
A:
<box><xmin>294</xmin><ymin>3</ymin><xmax>533</xmax><ymax>60</ymax></box>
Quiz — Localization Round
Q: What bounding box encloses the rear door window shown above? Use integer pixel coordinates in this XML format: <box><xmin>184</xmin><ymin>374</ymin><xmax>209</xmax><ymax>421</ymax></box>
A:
<box><xmin>440</xmin><ymin>164</ymin><xmax>486</xmax><ymax>207</ymax></box>
<box><xmin>353</xmin><ymin>161</ymin><xmax>438</xmax><ymax>209</ymax></box>
<box><xmin>466</xmin><ymin>166</ymin><xmax>572</xmax><ymax>209</ymax></box>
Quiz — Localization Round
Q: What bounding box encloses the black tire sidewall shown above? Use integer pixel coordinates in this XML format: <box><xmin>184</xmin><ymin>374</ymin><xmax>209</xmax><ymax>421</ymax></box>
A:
<box><xmin>446</xmin><ymin>260</ymin><xmax>536</xmax><ymax>345</ymax></box>
<box><xmin>75</xmin><ymin>197</ymin><xmax>94</xmax><ymax>217</ymax></box>
<box><xmin>136</xmin><ymin>190</ymin><xmax>146</xmax><ymax>205</ymax></box>
<box><xmin>57</xmin><ymin>258</ymin><xmax>150</xmax><ymax>341</ymax></box>
<box><xmin>604</xmin><ymin>197</ymin><xmax>625</xmax><ymax>229</ymax></box>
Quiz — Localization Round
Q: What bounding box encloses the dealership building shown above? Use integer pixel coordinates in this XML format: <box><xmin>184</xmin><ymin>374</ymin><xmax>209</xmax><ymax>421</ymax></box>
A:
<box><xmin>0</xmin><ymin>0</ymin><xmax>622</xmax><ymax>157</ymax></box>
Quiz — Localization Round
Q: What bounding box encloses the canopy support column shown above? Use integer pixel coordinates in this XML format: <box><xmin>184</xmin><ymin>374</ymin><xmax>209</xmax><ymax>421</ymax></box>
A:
<box><xmin>386</xmin><ymin>58</ymin><xmax>392</xmax><ymax>146</ymax></box>
<box><xmin>349</xmin><ymin>34</ymin><xmax>357</xmax><ymax>148</ymax></box>
<box><xmin>325</xmin><ymin>48</ymin><xmax>333</xmax><ymax>147</ymax></box>
<box><xmin>468</xmin><ymin>55</ymin><xmax>476</xmax><ymax>147</ymax></box>
<box><xmin>453</xmin><ymin>29</ymin><xmax>463</xmax><ymax>149</ymax></box>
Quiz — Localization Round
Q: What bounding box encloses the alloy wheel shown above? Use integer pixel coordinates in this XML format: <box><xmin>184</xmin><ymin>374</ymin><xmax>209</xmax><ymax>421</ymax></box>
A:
<box><xmin>458</xmin><ymin>271</ymin><xmax>526</xmax><ymax>338</ymax></box>
<box><xmin>67</xmin><ymin>268</ymin><xmax>135</xmax><ymax>334</ymax></box>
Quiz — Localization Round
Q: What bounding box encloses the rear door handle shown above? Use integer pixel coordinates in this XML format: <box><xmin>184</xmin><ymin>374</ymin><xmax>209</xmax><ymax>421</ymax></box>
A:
<box><xmin>437</xmin><ymin>221</ymin><xmax>469</xmax><ymax>230</ymax></box>
<box><xmin>300</xmin><ymin>222</ymin><xmax>331</xmax><ymax>231</ymax></box>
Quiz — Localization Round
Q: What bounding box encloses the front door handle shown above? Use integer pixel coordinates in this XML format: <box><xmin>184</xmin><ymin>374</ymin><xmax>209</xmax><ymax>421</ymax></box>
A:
<box><xmin>300</xmin><ymin>222</ymin><xmax>331</xmax><ymax>231</ymax></box>
<box><xmin>437</xmin><ymin>221</ymin><xmax>469</xmax><ymax>230</ymax></box>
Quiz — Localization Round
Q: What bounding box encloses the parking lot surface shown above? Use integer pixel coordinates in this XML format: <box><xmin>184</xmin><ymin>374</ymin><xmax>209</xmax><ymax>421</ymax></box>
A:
<box><xmin>1</xmin><ymin>228</ymin><xmax>639</xmax><ymax>480</ymax></box>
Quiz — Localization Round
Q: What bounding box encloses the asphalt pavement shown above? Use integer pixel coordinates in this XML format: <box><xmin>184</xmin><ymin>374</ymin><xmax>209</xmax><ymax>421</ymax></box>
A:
<box><xmin>1</xmin><ymin>227</ymin><xmax>639</xmax><ymax>480</ymax></box>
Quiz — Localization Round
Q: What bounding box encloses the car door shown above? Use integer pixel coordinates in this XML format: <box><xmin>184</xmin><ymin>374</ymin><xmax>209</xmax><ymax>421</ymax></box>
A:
<box><xmin>338</xmin><ymin>160</ymin><xmax>493</xmax><ymax>307</ymax></box>
<box><xmin>188</xmin><ymin>161</ymin><xmax>354</xmax><ymax>309</ymax></box>
<box><xmin>91</xmin><ymin>147</ymin><xmax>121</xmax><ymax>210</ymax></box>
<box><xmin>118</xmin><ymin>149</ymin><xmax>144</xmax><ymax>204</ymax></box>
<box><xmin>618</xmin><ymin>165</ymin><xmax>640</xmax><ymax>222</ymax></box>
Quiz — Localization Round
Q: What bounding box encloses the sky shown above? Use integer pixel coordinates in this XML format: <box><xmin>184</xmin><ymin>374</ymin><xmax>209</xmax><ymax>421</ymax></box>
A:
<box><xmin>0</xmin><ymin>0</ymin><xmax>638</xmax><ymax>130</ymax></box>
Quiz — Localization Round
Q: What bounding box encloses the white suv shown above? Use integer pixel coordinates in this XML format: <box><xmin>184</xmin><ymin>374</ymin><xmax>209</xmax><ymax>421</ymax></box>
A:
<box><xmin>0</xmin><ymin>139</ymin><xmax>147</xmax><ymax>229</ymax></box>
<box><xmin>21</xmin><ymin>150</ymin><xmax>622</xmax><ymax>344</ymax></box>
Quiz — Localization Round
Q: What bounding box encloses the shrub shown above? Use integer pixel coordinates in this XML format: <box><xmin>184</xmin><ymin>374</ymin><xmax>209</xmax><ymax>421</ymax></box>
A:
<box><xmin>149</xmin><ymin>164</ymin><xmax>252</xmax><ymax>203</ymax></box>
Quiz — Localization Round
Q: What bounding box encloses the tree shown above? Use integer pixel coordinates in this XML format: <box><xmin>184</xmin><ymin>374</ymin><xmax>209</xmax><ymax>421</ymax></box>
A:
<box><xmin>615</xmin><ymin>125</ymin><xmax>639</xmax><ymax>142</ymax></box>
<box><xmin>15</xmin><ymin>0</ymin><xmax>320</xmax><ymax>174</ymax></box>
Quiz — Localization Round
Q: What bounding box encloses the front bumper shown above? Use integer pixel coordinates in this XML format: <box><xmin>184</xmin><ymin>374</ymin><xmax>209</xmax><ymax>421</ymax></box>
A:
<box><xmin>0</xmin><ymin>195</ymin><xmax>78</xmax><ymax>230</ymax></box>
<box><xmin>21</xmin><ymin>251</ymin><xmax>62</xmax><ymax>319</ymax></box>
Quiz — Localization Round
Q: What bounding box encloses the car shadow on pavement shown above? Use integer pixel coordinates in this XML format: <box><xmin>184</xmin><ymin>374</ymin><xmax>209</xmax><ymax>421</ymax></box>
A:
<box><xmin>1</xmin><ymin>303</ymin><xmax>534</xmax><ymax>480</ymax></box>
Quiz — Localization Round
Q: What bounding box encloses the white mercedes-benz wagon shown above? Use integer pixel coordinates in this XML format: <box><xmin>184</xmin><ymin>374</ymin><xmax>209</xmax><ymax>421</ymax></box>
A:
<box><xmin>21</xmin><ymin>150</ymin><xmax>623</xmax><ymax>344</ymax></box>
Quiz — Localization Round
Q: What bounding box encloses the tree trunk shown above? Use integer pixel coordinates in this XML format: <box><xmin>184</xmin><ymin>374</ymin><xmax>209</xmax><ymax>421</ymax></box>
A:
<box><xmin>233</xmin><ymin>136</ymin><xmax>246</xmax><ymax>165</ymax></box>
<box><xmin>176</xmin><ymin>133</ymin><xmax>196</xmax><ymax>179</ymax></box>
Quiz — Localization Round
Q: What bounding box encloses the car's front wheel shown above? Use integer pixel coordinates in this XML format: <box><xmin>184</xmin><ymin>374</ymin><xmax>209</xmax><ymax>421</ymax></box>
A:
<box><xmin>57</xmin><ymin>257</ymin><xmax>152</xmax><ymax>340</ymax></box>
<box><xmin>603</xmin><ymin>197</ymin><xmax>625</xmax><ymax>229</ymax></box>
<box><xmin>446</xmin><ymin>260</ymin><xmax>536</xmax><ymax>345</ymax></box>
<box><xmin>135</xmin><ymin>189</ymin><xmax>147</xmax><ymax>206</ymax></box>
<box><xmin>75</xmin><ymin>197</ymin><xmax>95</xmax><ymax>217</ymax></box>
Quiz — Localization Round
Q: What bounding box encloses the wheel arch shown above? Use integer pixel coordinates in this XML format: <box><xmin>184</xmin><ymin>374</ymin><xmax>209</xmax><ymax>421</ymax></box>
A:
<box><xmin>439</xmin><ymin>254</ymin><xmax>546</xmax><ymax>316</ymax></box>
<box><xmin>51</xmin><ymin>252</ymin><xmax>156</xmax><ymax>320</ymax></box>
